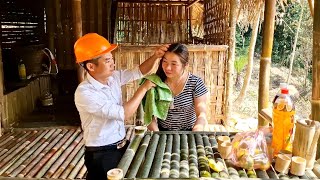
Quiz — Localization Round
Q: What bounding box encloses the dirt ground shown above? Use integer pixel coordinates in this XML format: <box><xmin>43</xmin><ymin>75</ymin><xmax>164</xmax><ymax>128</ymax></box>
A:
<box><xmin>228</xmin><ymin>58</ymin><xmax>312</xmax><ymax>131</ymax></box>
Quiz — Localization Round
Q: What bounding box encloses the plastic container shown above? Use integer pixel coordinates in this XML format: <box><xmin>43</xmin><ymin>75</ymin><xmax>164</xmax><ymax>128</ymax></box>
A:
<box><xmin>272</xmin><ymin>83</ymin><xmax>288</xmax><ymax>104</ymax></box>
<box><xmin>271</xmin><ymin>88</ymin><xmax>295</xmax><ymax>157</ymax></box>
<box><xmin>18</xmin><ymin>59</ymin><xmax>27</xmax><ymax>80</ymax></box>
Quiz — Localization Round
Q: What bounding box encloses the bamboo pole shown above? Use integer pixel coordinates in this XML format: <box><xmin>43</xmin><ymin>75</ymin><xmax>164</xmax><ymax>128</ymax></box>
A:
<box><xmin>308</xmin><ymin>0</ymin><xmax>314</xmax><ymax>17</ymax></box>
<box><xmin>72</xmin><ymin>0</ymin><xmax>85</xmax><ymax>83</ymax></box>
<box><xmin>258</xmin><ymin>0</ymin><xmax>277</xmax><ymax>126</ymax></box>
<box><xmin>225</xmin><ymin>0</ymin><xmax>239</xmax><ymax>124</ymax></box>
<box><xmin>312</xmin><ymin>0</ymin><xmax>320</xmax><ymax>158</ymax></box>
<box><xmin>45</xmin><ymin>0</ymin><xmax>55</xmax><ymax>53</ymax></box>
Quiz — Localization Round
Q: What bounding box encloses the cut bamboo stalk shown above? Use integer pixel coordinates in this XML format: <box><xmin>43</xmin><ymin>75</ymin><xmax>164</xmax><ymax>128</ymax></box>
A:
<box><xmin>117</xmin><ymin>134</ymin><xmax>144</xmax><ymax>176</ymax></box>
<box><xmin>188</xmin><ymin>134</ymin><xmax>199</xmax><ymax>178</ymax></box>
<box><xmin>4</xmin><ymin>130</ymin><xmax>51</xmax><ymax>176</ymax></box>
<box><xmin>35</xmin><ymin>129</ymin><xmax>81</xmax><ymax>178</ymax></box>
<box><xmin>0</xmin><ymin>131</ymin><xmax>27</xmax><ymax>153</ymax></box>
<box><xmin>0</xmin><ymin>131</ymin><xmax>14</xmax><ymax>144</ymax></box>
<box><xmin>126</xmin><ymin>134</ymin><xmax>151</xmax><ymax>178</ymax></box>
<box><xmin>137</xmin><ymin>134</ymin><xmax>160</xmax><ymax>178</ymax></box>
<box><xmin>16</xmin><ymin>129</ymin><xmax>64</xmax><ymax>177</ymax></box>
<box><xmin>0</xmin><ymin>131</ymin><xmax>34</xmax><ymax>166</ymax></box>
<box><xmin>59</xmin><ymin>146</ymin><xmax>84</xmax><ymax>179</ymax></box>
<box><xmin>51</xmin><ymin>140</ymin><xmax>84</xmax><ymax>178</ymax></box>
<box><xmin>179</xmin><ymin>134</ymin><xmax>189</xmax><ymax>178</ymax></box>
<box><xmin>43</xmin><ymin>131</ymin><xmax>82</xmax><ymax>178</ymax></box>
<box><xmin>67</xmin><ymin>155</ymin><xmax>85</xmax><ymax>179</ymax></box>
<box><xmin>76</xmin><ymin>164</ymin><xmax>87</xmax><ymax>179</ymax></box>
<box><xmin>160</xmin><ymin>134</ymin><xmax>173</xmax><ymax>178</ymax></box>
<box><xmin>169</xmin><ymin>134</ymin><xmax>180</xmax><ymax>178</ymax></box>
<box><xmin>258</xmin><ymin>0</ymin><xmax>277</xmax><ymax>126</ymax></box>
<box><xmin>24</xmin><ymin>129</ymin><xmax>72</xmax><ymax>178</ymax></box>
<box><xmin>149</xmin><ymin>134</ymin><xmax>167</xmax><ymax>178</ymax></box>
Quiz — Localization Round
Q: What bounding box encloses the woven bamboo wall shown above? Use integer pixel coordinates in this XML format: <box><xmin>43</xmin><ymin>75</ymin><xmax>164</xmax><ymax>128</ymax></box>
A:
<box><xmin>2</xmin><ymin>76</ymin><xmax>50</xmax><ymax>128</ymax></box>
<box><xmin>204</xmin><ymin>0</ymin><xmax>230</xmax><ymax>45</ymax></box>
<box><xmin>116</xmin><ymin>1</ymin><xmax>191</xmax><ymax>45</ymax></box>
<box><xmin>114</xmin><ymin>45</ymin><xmax>228</xmax><ymax>125</ymax></box>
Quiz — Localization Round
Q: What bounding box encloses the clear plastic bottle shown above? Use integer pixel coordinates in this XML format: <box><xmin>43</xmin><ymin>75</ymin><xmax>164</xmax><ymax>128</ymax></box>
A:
<box><xmin>271</xmin><ymin>88</ymin><xmax>295</xmax><ymax>157</ymax></box>
<box><xmin>272</xmin><ymin>83</ymin><xmax>288</xmax><ymax>104</ymax></box>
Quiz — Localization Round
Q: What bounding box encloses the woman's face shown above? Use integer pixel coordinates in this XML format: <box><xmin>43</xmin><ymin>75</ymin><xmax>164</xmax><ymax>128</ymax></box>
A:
<box><xmin>162</xmin><ymin>52</ymin><xmax>185</xmax><ymax>79</ymax></box>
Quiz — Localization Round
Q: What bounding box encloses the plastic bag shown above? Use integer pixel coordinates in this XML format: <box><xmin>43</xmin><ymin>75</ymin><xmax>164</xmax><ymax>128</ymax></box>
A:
<box><xmin>230</xmin><ymin>128</ymin><xmax>271</xmax><ymax>170</ymax></box>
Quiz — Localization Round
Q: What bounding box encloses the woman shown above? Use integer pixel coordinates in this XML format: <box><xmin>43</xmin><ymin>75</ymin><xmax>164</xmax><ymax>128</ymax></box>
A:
<box><xmin>147</xmin><ymin>43</ymin><xmax>208</xmax><ymax>131</ymax></box>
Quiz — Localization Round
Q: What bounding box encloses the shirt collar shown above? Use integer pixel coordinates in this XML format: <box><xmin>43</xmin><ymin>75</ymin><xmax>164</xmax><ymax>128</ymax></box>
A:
<box><xmin>87</xmin><ymin>73</ymin><xmax>105</xmax><ymax>90</ymax></box>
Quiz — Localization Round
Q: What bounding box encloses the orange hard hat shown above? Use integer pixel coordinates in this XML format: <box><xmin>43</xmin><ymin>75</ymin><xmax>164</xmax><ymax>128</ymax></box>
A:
<box><xmin>74</xmin><ymin>33</ymin><xmax>117</xmax><ymax>63</ymax></box>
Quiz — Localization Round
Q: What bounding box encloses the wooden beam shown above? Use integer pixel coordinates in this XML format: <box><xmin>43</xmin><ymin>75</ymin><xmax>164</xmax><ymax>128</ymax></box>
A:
<box><xmin>117</xmin><ymin>0</ymin><xmax>190</xmax><ymax>5</ymax></box>
<box><xmin>308</xmin><ymin>0</ymin><xmax>314</xmax><ymax>17</ymax></box>
<box><xmin>72</xmin><ymin>0</ymin><xmax>85</xmax><ymax>83</ymax></box>
<box><xmin>186</xmin><ymin>0</ymin><xmax>200</xmax><ymax>9</ymax></box>
<box><xmin>258</xmin><ymin>0</ymin><xmax>276</xmax><ymax>127</ymax></box>
<box><xmin>312</xmin><ymin>0</ymin><xmax>320</xmax><ymax>158</ymax></box>
<box><xmin>0</xmin><ymin>42</ymin><xmax>2</xmax><ymax>136</ymax></box>
<box><xmin>45</xmin><ymin>0</ymin><xmax>55</xmax><ymax>53</ymax></box>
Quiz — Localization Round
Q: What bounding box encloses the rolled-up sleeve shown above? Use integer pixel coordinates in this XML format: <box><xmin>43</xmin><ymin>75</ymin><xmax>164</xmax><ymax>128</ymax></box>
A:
<box><xmin>75</xmin><ymin>89</ymin><xmax>125</xmax><ymax>121</ymax></box>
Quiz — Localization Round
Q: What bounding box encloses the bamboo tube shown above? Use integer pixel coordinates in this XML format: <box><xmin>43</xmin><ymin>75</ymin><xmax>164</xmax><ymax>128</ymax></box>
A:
<box><xmin>67</xmin><ymin>155</ymin><xmax>85</xmax><ymax>179</ymax></box>
<box><xmin>161</xmin><ymin>134</ymin><xmax>173</xmax><ymax>178</ymax></box>
<box><xmin>43</xmin><ymin>132</ymin><xmax>82</xmax><ymax>178</ymax></box>
<box><xmin>45</xmin><ymin>0</ymin><xmax>55</xmax><ymax>52</ymax></box>
<box><xmin>149</xmin><ymin>134</ymin><xmax>167</xmax><ymax>178</ymax></box>
<box><xmin>312</xmin><ymin>163</ymin><xmax>320</xmax><ymax>177</ymax></box>
<box><xmin>0</xmin><ymin>131</ymin><xmax>26</xmax><ymax>152</ymax></box>
<box><xmin>126</xmin><ymin>134</ymin><xmax>151</xmax><ymax>178</ymax></box>
<box><xmin>0</xmin><ymin>131</ymin><xmax>33</xmax><ymax>164</ymax></box>
<box><xmin>4</xmin><ymin>130</ymin><xmax>51</xmax><ymax>176</ymax></box>
<box><xmin>258</xmin><ymin>0</ymin><xmax>277</xmax><ymax>126</ymax></box>
<box><xmin>16</xmin><ymin>129</ymin><xmax>63</xmax><ymax>177</ymax></box>
<box><xmin>24</xmin><ymin>129</ymin><xmax>72</xmax><ymax>178</ymax></box>
<box><xmin>0</xmin><ymin>131</ymin><xmax>14</xmax><ymax>144</ymax></box>
<box><xmin>35</xmin><ymin>129</ymin><xmax>81</xmax><ymax>178</ymax></box>
<box><xmin>188</xmin><ymin>134</ymin><xmax>199</xmax><ymax>178</ymax></box>
<box><xmin>51</xmin><ymin>140</ymin><xmax>83</xmax><ymax>178</ymax></box>
<box><xmin>313</xmin><ymin>0</ymin><xmax>320</xmax><ymax>158</ymax></box>
<box><xmin>55</xmin><ymin>0</ymin><xmax>64</xmax><ymax>69</ymax></box>
<box><xmin>76</xmin><ymin>164</ymin><xmax>87</xmax><ymax>179</ymax></box>
<box><xmin>60</xmin><ymin>146</ymin><xmax>85</xmax><ymax>179</ymax></box>
<box><xmin>117</xmin><ymin>134</ymin><xmax>144</xmax><ymax>176</ymax></box>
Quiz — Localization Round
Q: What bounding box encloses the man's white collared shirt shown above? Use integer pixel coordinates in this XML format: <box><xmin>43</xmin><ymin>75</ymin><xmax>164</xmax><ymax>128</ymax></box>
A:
<box><xmin>75</xmin><ymin>67</ymin><xmax>143</xmax><ymax>147</ymax></box>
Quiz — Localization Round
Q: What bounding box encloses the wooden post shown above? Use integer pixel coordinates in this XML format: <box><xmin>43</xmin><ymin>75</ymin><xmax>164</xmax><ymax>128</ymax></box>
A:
<box><xmin>45</xmin><ymin>0</ymin><xmax>55</xmax><ymax>54</ymax></box>
<box><xmin>72</xmin><ymin>0</ymin><xmax>85</xmax><ymax>83</ymax></box>
<box><xmin>258</xmin><ymin>0</ymin><xmax>276</xmax><ymax>127</ymax></box>
<box><xmin>0</xmin><ymin>43</ymin><xmax>3</xmax><ymax>135</ymax></box>
<box><xmin>312</xmin><ymin>0</ymin><xmax>320</xmax><ymax>158</ymax></box>
<box><xmin>225</xmin><ymin>0</ymin><xmax>239</xmax><ymax>124</ymax></box>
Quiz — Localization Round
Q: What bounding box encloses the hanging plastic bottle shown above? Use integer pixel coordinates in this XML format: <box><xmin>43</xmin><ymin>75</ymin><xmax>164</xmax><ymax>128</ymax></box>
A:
<box><xmin>271</xmin><ymin>88</ymin><xmax>295</xmax><ymax>157</ymax></box>
<box><xmin>18</xmin><ymin>59</ymin><xmax>27</xmax><ymax>80</ymax></box>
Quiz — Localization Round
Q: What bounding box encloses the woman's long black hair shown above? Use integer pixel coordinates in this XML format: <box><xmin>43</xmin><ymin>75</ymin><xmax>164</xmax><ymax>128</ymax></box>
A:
<box><xmin>156</xmin><ymin>43</ymin><xmax>189</xmax><ymax>82</ymax></box>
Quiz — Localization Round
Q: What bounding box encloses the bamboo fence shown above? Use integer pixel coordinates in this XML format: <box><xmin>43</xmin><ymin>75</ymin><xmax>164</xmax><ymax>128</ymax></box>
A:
<box><xmin>1</xmin><ymin>76</ymin><xmax>50</xmax><ymax>128</ymax></box>
<box><xmin>114</xmin><ymin>44</ymin><xmax>228</xmax><ymax>125</ymax></box>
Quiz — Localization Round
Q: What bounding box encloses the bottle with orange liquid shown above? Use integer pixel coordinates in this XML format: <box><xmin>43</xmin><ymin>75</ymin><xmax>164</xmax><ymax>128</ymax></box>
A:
<box><xmin>271</xmin><ymin>88</ymin><xmax>295</xmax><ymax>157</ymax></box>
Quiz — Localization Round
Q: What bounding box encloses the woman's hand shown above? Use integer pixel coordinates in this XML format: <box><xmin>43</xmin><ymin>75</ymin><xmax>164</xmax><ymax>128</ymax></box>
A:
<box><xmin>153</xmin><ymin>44</ymin><xmax>170</xmax><ymax>59</ymax></box>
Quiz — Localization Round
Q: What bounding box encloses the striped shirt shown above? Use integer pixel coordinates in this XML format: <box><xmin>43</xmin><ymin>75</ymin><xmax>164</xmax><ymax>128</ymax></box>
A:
<box><xmin>158</xmin><ymin>73</ymin><xmax>208</xmax><ymax>130</ymax></box>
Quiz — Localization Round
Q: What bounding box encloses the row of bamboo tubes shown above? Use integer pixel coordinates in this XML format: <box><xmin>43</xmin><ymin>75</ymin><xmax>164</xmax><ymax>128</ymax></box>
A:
<box><xmin>0</xmin><ymin>126</ymin><xmax>135</xmax><ymax>179</ymax></box>
<box><xmin>118</xmin><ymin>131</ymin><xmax>320</xmax><ymax>179</ymax></box>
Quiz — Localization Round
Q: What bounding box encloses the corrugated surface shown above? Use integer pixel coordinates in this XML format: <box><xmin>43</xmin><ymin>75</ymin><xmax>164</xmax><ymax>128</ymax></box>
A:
<box><xmin>0</xmin><ymin>126</ymin><xmax>135</xmax><ymax>179</ymax></box>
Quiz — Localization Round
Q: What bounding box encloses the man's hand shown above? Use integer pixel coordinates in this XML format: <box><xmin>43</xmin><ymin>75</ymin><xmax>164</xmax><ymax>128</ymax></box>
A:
<box><xmin>153</xmin><ymin>44</ymin><xmax>170</xmax><ymax>59</ymax></box>
<box><xmin>141</xmin><ymin>79</ymin><xmax>156</xmax><ymax>91</ymax></box>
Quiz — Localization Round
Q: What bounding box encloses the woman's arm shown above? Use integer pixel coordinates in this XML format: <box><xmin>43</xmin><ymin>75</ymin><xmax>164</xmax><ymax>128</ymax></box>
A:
<box><xmin>192</xmin><ymin>94</ymin><xmax>208</xmax><ymax>131</ymax></box>
<box><xmin>147</xmin><ymin>116</ymin><xmax>160</xmax><ymax>131</ymax></box>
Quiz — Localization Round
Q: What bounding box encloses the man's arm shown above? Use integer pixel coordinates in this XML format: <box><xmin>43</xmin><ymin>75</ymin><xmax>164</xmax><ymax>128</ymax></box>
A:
<box><xmin>139</xmin><ymin>45</ymin><xmax>169</xmax><ymax>75</ymax></box>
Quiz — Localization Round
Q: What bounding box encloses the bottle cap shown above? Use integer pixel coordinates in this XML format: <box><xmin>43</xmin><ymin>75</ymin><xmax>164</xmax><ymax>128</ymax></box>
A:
<box><xmin>281</xmin><ymin>88</ymin><xmax>289</xmax><ymax>94</ymax></box>
<box><xmin>280</xmin><ymin>83</ymin><xmax>288</xmax><ymax>89</ymax></box>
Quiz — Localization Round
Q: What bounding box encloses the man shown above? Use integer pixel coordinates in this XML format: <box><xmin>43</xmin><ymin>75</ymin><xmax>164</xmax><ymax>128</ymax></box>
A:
<box><xmin>74</xmin><ymin>33</ymin><xmax>168</xmax><ymax>180</ymax></box>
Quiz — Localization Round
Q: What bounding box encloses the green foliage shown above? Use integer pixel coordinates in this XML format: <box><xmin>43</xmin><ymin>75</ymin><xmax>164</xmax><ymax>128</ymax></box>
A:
<box><xmin>234</xmin><ymin>52</ymin><xmax>248</xmax><ymax>73</ymax></box>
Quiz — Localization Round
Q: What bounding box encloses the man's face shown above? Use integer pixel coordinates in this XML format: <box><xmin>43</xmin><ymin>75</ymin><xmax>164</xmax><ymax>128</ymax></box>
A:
<box><xmin>90</xmin><ymin>52</ymin><xmax>115</xmax><ymax>80</ymax></box>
